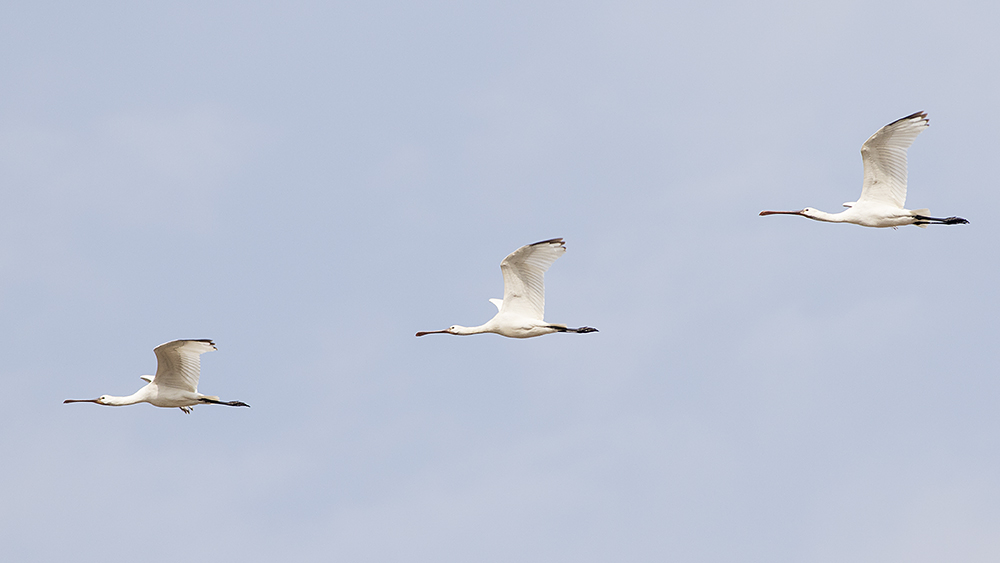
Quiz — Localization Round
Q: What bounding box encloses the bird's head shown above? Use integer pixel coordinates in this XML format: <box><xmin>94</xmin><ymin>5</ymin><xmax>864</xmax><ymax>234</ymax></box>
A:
<box><xmin>760</xmin><ymin>208</ymin><xmax>818</xmax><ymax>219</ymax></box>
<box><xmin>415</xmin><ymin>325</ymin><xmax>467</xmax><ymax>336</ymax></box>
<box><xmin>63</xmin><ymin>395</ymin><xmax>110</xmax><ymax>406</ymax></box>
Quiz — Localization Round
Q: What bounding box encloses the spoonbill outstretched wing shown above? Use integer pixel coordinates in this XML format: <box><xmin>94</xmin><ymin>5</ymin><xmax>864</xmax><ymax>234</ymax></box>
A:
<box><xmin>64</xmin><ymin>339</ymin><xmax>249</xmax><ymax>414</ymax></box>
<box><xmin>760</xmin><ymin>111</ymin><xmax>968</xmax><ymax>228</ymax></box>
<box><xmin>416</xmin><ymin>238</ymin><xmax>598</xmax><ymax>339</ymax></box>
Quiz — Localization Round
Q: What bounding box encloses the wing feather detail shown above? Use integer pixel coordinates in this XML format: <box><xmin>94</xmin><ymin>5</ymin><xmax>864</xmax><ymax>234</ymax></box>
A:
<box><xmin>498</xmin><ymin>238</ymin><xmax>566</xmax><ymax>320</ymax></box>
<box><xmin>152</xmin><ymin>339</ymin><xmax>216</xmax><ymax>393</ymax></box>
<box><xmin>858</xmin><ymin>111</ymin><xmax>928</xmax><ymax>208</ymax></box>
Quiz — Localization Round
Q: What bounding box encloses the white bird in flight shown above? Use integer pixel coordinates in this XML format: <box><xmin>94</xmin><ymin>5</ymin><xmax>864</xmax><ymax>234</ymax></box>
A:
<box><xmin>64</xmin><ymin>339</ymin><xmax>249</xmax><ymax>414</ymax></box>
<box><xmin>416</xmin><ymin>238</ymin><xmax>598</xmax><ymax>339</ymax></box>
<box><xmin>759</xmin><ymin>111</ymin><xmax>968</xmax><ymax>228</ymax></box>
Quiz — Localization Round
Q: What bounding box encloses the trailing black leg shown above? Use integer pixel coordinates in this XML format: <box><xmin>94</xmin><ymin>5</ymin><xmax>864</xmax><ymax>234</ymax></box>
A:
<box><xmin>548</xmin><ymin>325</ymin><xmax>598</xmax><ymax>333</ymax></box>
<box><xmin>913</xmin><ymin>214</ymin><xmax>969</xmax><ymax>225</ymax></box>
<box><xmin>199</xmin><ymin>397</ymin><xmax>251</xmax><ymax>408</ymax></box>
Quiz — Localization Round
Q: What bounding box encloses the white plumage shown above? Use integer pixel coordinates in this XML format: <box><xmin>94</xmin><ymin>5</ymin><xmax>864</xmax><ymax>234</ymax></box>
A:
<box><xmin>64</xmin><ymin>339</ymin><xmax>249</xmax><ymax>414</ymax></box>
<box><xmin>416</xmin><ymin>238</ymin><xmax>598</xmax><ymax>339</ymax></box>
<box><xmin>760</xmin><ymin>111</ymin><xmax>968</xmax><ymax>228</ymax></box>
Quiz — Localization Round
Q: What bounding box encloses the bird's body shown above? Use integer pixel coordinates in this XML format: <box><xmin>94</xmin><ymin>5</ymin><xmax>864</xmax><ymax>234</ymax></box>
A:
<box><xmin>64</xmin><ymin>339</ymin><xmax>249</xmax><ymax>414</ymax></box>
<box><xmin>760</xmin><ymin>111</ymin><xmax>968</xmax><ymax>228</ymax></box>
<box><xmin>416</xmin><ymin>238</ymin><xmax>597</xmax><ymax>339</ymax></box>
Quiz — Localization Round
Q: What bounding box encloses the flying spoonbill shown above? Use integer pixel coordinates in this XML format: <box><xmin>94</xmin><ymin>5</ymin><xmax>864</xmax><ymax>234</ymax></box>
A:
<box><xmin>760</xmin><ymin>111</ymin><xmax>968</xmax><ymax>228</ymax></box>
<box><xmin>415</xmin><ymin>238</ymin><xmax>598</xmax><ymax>339</ymax></box>
<box><xmin>64</xmin><ymin>339</ymin><xmax>249</xmax><ymax>414</ymax></box>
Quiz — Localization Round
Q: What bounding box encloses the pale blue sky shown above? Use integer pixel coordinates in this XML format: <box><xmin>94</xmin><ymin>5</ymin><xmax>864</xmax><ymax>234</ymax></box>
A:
<box><xmin>3</xmin><ymin>1</ymin><xmax>1000</xmax><ymax>561</ymax></box>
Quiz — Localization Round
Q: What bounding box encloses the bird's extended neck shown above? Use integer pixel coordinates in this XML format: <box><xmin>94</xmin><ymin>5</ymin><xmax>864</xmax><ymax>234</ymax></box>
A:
<box><xmin>803</xmin><ymin>208</ymin><xmax>848</xmax><ymax>223</ymax></box>
<box><xmin>450</xmin><ymin>323</ymin><xmax>493</xmax><ymax>335</ymax></box>
<box><xmin>105</xmin><ymin>388</ymin><xmax>150</xmax><ymax>406</ymax></box>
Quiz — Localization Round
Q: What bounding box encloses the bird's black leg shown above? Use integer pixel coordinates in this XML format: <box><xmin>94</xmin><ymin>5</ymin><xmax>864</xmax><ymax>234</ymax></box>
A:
<box><xmin>199</xmin><ymin>397</ymin><xmax>251</xmax><ymax>408</ymax></box>
<box><xmin>547</xmin><ymin>325</ymin><xmax>598</xmax><ymax>333</ymax></box>
<box><xmin>913</xmin><ymin>214</ymin><xmax>970</xmax><ymax>225</ymax></box>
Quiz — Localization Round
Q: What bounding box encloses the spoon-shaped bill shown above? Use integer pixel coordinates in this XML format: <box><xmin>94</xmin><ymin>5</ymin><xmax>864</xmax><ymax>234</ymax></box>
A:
<box><xmin>759</xmin><ymin>210</ymin><xmax>805</xmax><ymax>216</ymax></box>
<box><xmin>415</xmin><ymin>329</ymin><xmax>450</xmax><ymax>337</ymax></box>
